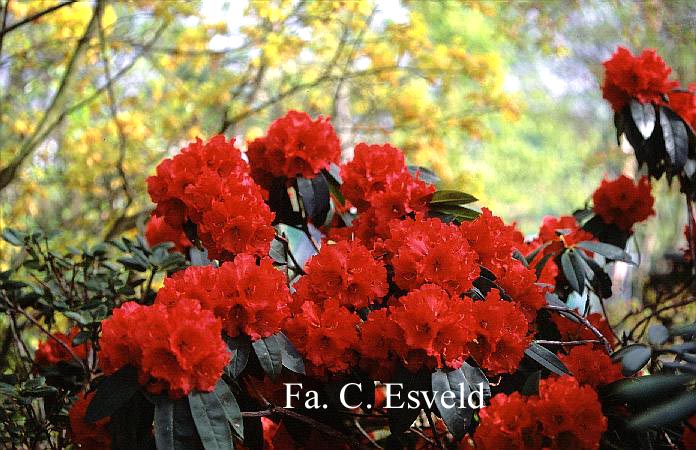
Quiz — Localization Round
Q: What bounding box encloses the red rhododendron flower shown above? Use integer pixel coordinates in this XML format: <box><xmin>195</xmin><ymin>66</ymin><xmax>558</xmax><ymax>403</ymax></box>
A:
<box><xmin>156</xmin><ymin>257</ymin><xmax>291</xmax><ymax>341</ymax></box>
<box><xmin>147</xmin><ymin>135</ymin><xmax>274</xmax><ymax>260</ymax></box>
<box><xmin>537</xmin><ymin>215</ymin><xmax>594</xmax><ymax>249</ymax></box>
<box><xmin>475</xmin><ymin>376</ymin><xmax>607</xmax><ymax>450</ymax></box>
<box><xmin>293</xmin><ymin>239</ymin><xmax>388</xmax><ymax>310</ymax></box>
<box><xmin>285</xmin><ymin>299</ymin><xmax>361</xmax><ymax>376</ymax></box>
<box><xmin>340</xmin><ymin>143</ymin><xmax>407</xmax><ymax>211</ymax></box>
<box><xmin>559</xmin><ymin>346</ymin><xmax>622</xmax><ymax>388</ymax></box>
<box><xmin>69</xmin><ymin>391</ymin><xmax>111</xmax><ymax>450</ymax></box>
<box><xmin>357</xmin><ymin>308</ymin><xmax>404</xmax><ymax>380</ymax></box>
<box><xmin>683</xmin><ymin>416</ymin><xmax>696</xmax><ymax>450</ymax></box>
<box><xmin>468</xmin><ymin>289</ymin><xmax>532</xmax><ymax>375</ymax></box>
<box><xmin>460</xmin><ymin>208</ymin><xmax>520</xmax><ymax>273</ymax></box>
<box><xmin>100</xmin><ymin>299</ymin><xmax>229</xmax><ymax>397</ymax></box>
<box><xmin>145</xmin><ymin>213</ymin><xmax>192</xmax><ymax>253</ymax></box>
<box><xmin>247</xmin><ymin>110</ymin><xmax>341</xmax><ymax>184</ymax></box>
<box><xmin>668</xmin><ymin>84</ymin><xmax>696</xmax><ymax>131</ymax></box>
<box><xmin>390</xmin><ymin>284</ymin><xmax>475</xmax><ymax>368</ymax></box>
<box><xmin>384</xmin><ymin>216</ymin><xmax>479</xmax><ymax>295</ymax></box>
<box><xmin>493</xmin><ymin>256</ymin><xmax>546</xmax><ymax>321</ymax></box>
<box><xmin>592</xmin><ymin>175</ymin><xmax>655</xmax><ymax>232</ymax></box>
<box><xmin>602</xmin><ymin>47</ymin><xmax>679</xmax><ymax>112</ymax></box>
<box><xmin>34</xmin><ymin>327</ymin><xmax>89</xmax><ymax>367</ymax></box>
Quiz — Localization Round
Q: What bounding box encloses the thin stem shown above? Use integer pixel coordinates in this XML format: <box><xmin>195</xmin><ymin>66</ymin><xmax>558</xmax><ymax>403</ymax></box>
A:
<box><xmin>533</xmin><ymin>339</ymin><xmax>601</xmax><ymax>346</ymax></box>
<box><xmin>543</xmin><ymin>305</ymin><xmax>613</xmax><ymax>354</ymax></box>
<box><xmin>0</xmin><ymin>0</ymin><xmax>75</xmax><ymax>38</ymax></box>
<box><xmin>425</xmin><ymin>411</ymin><xmax>445</xmax><ymax>450</ymax></box>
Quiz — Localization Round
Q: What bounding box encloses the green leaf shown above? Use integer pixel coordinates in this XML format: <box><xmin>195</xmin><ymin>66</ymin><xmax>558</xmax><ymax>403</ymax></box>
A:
<box><xmin>154</xmin><ymin>397</ymin><xmax>175</xmax><ymax>450</ymax></box>
<box><xmin>627</xmin><ymin>390</ymin><xmax>696</xmax><ymax>430</ymax></box>
<box><xmin>117</xmin><ymin>257</ymin><xmax>147</xmax><ymax>272</ymax></box>
<box><xmin>188</xmin><ymin>390</ymin><xmax>234</xmax><ymax>450</ymax></box>
<box><xmin>387</xmin><ymin>368</ymin><xmax>430</xmax><ymax>436</ymax></box>
<box><xmin>521</xmin><ymin>371</ymin><xmax>541</xmax><ymax>396</ymax></box>
<box><xmin>211</xmin><ymin>380</ymin><xmax>244</xmax><ymax>439</ymax></box>
<box><xmin>1</xmin><ymin>228</ymin><xmax>25</xmax><ymax>246</ymax></box>
<box><xmin>277</xmin><ymin>332</ymin><xmax>305</xmax><ymax>375</ymax></box>
<box><xmin>575</xmin><ymin>241</ymin><xmax>635</xmax><ymax>264</ymax></box>
<box><xmin>659</xmin><ymin>106</ymin><xmax>689</xmax><ymax>170</ymax></box>
<box><xmin>85</xmin><ymin>366</ymin><xmax>140</xmax><ymax>422</ymax></box>
<box><xmin>648</xmin><ymin>324</ymin><xmax>669</xmax><ymax>345</ymax></box>
<box><xmin>190</xmin><ymin>248</ymin><xmax>212</xmax><ymax>266</ymax></box>
<box><xmin>619</xmin><ymin>344</ymin><xmax>652</xmax><ymax>376</ymax></box>
<box><xmin>429</xmin><ymin>190</ymin><xmax>478</xmax><ymax>206</ymax></box>
<box><xmin>561</xmin><ymin>251</ymin><xmax>580</xmax><ymax>293</ymax></box>
<box><xmin>408</xmin><ymin>165</ymin><xmax>440</xmax><ymax>186</ymax></box>
<box><xmin>432</xmin><ymin>368</ymin><xmax>473</xmax><ymax>440</ymax></box>
<box><xmin>605</xmin><ymin>374</ymin><xmax>694</xmax><ymax>404</ymax></box>
<box><xmin>224</xmin><ymin>334</ymin><xmax>251</xmax><ymax>379</ymax></box>
<box><xmin>460</xmin><ymin>362</ymin><xmax>491</xmax><ymax>400</ymax></box>
<box><xmin>63</xmin><ymin>310</ymin><xmax>90</xmax><ymax>325</ymax></box>
<box><xmin>252</xmin><ymin>334</ymin><xmax>283</xmax><ymax>381</ymax></box>
<box><xmin>670</xmin><ymin>323</ymin><xmax>696</xmax><ymax>337</ymax></box>
<box><xmin>524</xmin><ymin>343</ymin><xmax>572</xmax><ymax>376</ymax></box>
<box><xmin>630</xmin><ymin>100</ymin><xmax>656</xmax><ymax>140</ymax></box>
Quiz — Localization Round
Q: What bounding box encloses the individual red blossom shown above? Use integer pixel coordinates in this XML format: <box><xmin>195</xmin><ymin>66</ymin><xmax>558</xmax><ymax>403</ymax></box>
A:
<box><xmin>69</xmin><ymin>391</ymin><xmax>111</xmax><ymax>450</ymax></box>
<box><xmin>537</xmin><ymin>215</ymin><xmax>594</xmax><ymax>249</ymax></box>
<box><xmin>145</xmin><ymin>213</ymin><xmax>192</xmax><ymax>253</ymax></box>
<box><xmin>474</xmin><ymin>377</ymin><xmax>607</xmax><ymax>450</ymax></box>
<box><xmin>246</xmin><ymin>110</ymin><xmax>341</xmax><ymax>184</ymax></box>
<box><xmin>390</xmin><ymin>284</ymin><xmax>475</xmax><ymax>367</ymax></box>
<box><xmin>356</xmin><ymin>308</ymin><xmax>404</xmax><ymax>380</ymax></box>
<box><xmin>468</xmin><ymin>289</ymin><xmax>532</xmax><ymax>375</ymax></box>
<box><xmin>559</xmin><ymin>346</ymin><xmax>623</xmax><ymax>388</ymax></box>
<box><xmin>384</xmin><ymin>216</ymin><xmax>479</xmax><ymax>295</ymax></box>
<box><xmin>156</xmin><ymin>258</ymin><xmax>291</xmax><ymax>341</ymax></box>
<box><xmin>34</xmin><ymin>327</ymin><xmax>89</xmax><ymax>367</ymax></box>
<box><xmin>592</xmin><ymin>175</ymin><xmax>655</xmax><ymax>232</ymax></box>
<box><xmin>284</xmin><ymin>299</ymin><xmax>361</xmax><ymax>376</ymax></box>
<box><xmin>100</xmin><ymin>299</ymin><xmax>229</xmax><ymax>398</ymax></box>
<box><xmin>293</xmin><ymin>240</ymin><xmax>388</xmax><ymax>310</ymax></box>
<box><xmin>668</xmin><ymin>84</ymin><xmax>696</xmax><ymax>131</ymax></box>
<box><xmin>552</xmin><ymin>311</ymin><xmax>617</xmax><ymax>348</ymax></box>
<box><xmin>340</xmin><ymin>143</ymin><xmax>407</xmax><ymax>211</ymax></box>
<box><xmin>147</xmin><ymin>135</ymin><xmax>274</xmax><ymax>260</ymax></box>
<box><xmin>460</xmin><ymin>208</ymin><xmax>520</xmax><ymax>273</ymax></box>
<box><xmin>602</xmin><ymin>46</ymin><xmax>679</xmax><ymax>112</ymax></box>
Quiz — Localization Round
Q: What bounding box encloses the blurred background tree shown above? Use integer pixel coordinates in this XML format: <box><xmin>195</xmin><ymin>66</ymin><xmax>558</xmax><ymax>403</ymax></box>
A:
<box><xmin>1</xmin><ymin>0</ymin><xmax>693</xmax><ymax>273</ymax></box>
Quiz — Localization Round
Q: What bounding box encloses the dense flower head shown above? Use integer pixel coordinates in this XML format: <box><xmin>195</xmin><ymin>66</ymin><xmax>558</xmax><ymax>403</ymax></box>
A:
<box><xmin>459</xmin><ymin>208</ymin><xmax>520</xmax><ymax>273</ymax></box>
<box><xmin>356</xmin><ymin>308</ymin><xmax>404</xmax><ymax>380</ymax></box>
<box><xmin>592</xmin><ymin>175</ymin><xmax>655</xmax><ymax>232</ymax></box>
<box><xmin>602</xmin><ymin>46</ymin><xmax>679</xmax><ymax>112</ymax></box>
<box><xmin>147</xmin><ymin>135</ymin><xmax>274</xmax><ymax>260</ymax></box>
<box><xmin>145</xmin><ymin>213</ymin><xmax>192</xmax><ymax>253</ymax></box>
<box><xmin>284</xmin><ymin>299</ymin><xmax>361</xmax><ymax>377</ymax></box>
<box><xmin>155</xmin><ymin>257</ymin><xmax>291</xmax><ymax>341</ymax></box>
<box><xmin>390</xmin><ymin>284</ymin><xmax>475</xmax><ymax>368</ymax></box>
<box><xmin>340</xmin><ymin>143</ymin><xmax>407</xmax><ymax>211</ymax></box>
<box><xmin>69</xmin><ymin>391</ymin><xmax>111</xmax><ymax>450</ymax></box>
<box><xmin>292</xmin><ymin>239</ymin><xmax>388</xmax><ymax>310</ymax></box>
<box><xmin>384</xmin><ymin>216</ymin><xmax>479</xmax><ymax>295</ymax></box>
<box><xmin>100</xmin><ymin>299</ymin><xmax>229</xmax><ymax>397</ymax></box>
<box><xmin>493</xmin><ymin>256</ymin><xmax>546</xmax><ymax>321</ymax></box>
<box><xmin>668</xmin><ymin>84</ymin><xmax>696</xmax><ymax>131</ymax></box>
<box><xmin>558</xmin><ymin>346</ymin><xmax>623</xmax><ymax>388</ymax></box>
<box><xmin>537</xmin><ymin>215</ymin><xmax>594</xmax><ymax>248</ymax></box>
<box><xmin>475</xmin><ymin>376</ymin><xmax>607</xmax><ymax>450</ymax></box>
<box><xmin>468</xmin><ymin>289</ymin><xmax>532</xmax><ymax>375</ymax></box>
<box><xmin>34</xmin><ymin>327</ymin><xmax>89</xmax><ymax>367</ymax></box>
<box><xmin>246</xmin><ymin>110</ymin><xmax>341</xmax><ymax>184</ymax></box>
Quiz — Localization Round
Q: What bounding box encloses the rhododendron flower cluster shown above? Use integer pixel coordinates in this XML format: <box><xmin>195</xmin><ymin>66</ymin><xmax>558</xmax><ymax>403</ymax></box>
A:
<box><xmin>292</xmin><ymin>239</ymin><xmax>388</xmax><ymax>310</ymax></box>
<box><xmin>383</xmin><ymin>216</ymin><xmax>479</xmax><ymax>295</ymax></box>
<box><xmin>69</xmin><ymin>391</ymin><xmax>111</xmax><ymax>450</ymax></box>
<box><xmin>558</xmin><ymin>346</ymin><xmax>623</xmax><ymax>388</ymax></box>
<box><xmin>147</xmin><ymin>135</ymin><xmax>275</xmax><ymax>259</ymax></box>
<box><xmin>99</xmin><ymin>299</ymin><xmax>229</xmax><ymax>397</ymax></box>
<box><xmin>552</xmin><ymin>310</ymin><xmax>617</xmax><ymax>347</ymax></box>
<box><xmin>602</xmin><ymin>46</ymin><xmax>679</xmax><ymax>112</ymax></box>
<box><xmin>669</xmin><ymin>83</ymin><xmax>696</xmax><ymax>131</ymax></box>
<box><xmin>474</xmin><ymin>377</ymin><xmax>607</xmax><ymax>450</ymax></box>
<box><xmin>34</xmin><ymin>327</ymin><xmax>89</xmax><ymax>366</ymax></box>
<box><xmin>155</xmin><ymin>257</ymin><xmax>291</xmax><ymax>341</ymax></box>
<box><xmin>592</xmin><ymin>175</ymin><xmax>655</xmax><ymax>232</ymax></box>
<box><xmin>247</xmin><ymin>110</ymin><xmax>341</xmax><ymax>185</ymax></box>
<box><xmin>145</xmin><ymin>213</ymin><xmax>192</xmax><ymax>252</ymax></box>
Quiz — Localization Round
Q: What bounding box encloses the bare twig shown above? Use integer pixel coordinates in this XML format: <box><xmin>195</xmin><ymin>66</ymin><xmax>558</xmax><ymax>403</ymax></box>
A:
<box><xmin>0</xmin><ymin>0</ymin><xmax>75</xmax><ymax>38</ymax></box>
<box><xmin>533</xmin><ymin>339</ymin><xmax>601</xmax><ymax>346</ymax></box>
<box><xmin>543</xmin><ymin>305</ymin><xmax>613</xmax><ymax>353</ymax></box>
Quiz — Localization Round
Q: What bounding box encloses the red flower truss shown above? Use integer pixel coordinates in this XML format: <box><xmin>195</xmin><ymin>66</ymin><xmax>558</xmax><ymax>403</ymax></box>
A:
<box><xmin>668</xmin><ymin>83</ymin><xmax>696</xmax><ymax>131</ymax></box>
<box><xmin>100</xmin><ymin>299</ymin><xmax>229</xmax><ymax>398</ymax></box>
<box><xmin>69</xmin><ymin>391</ymin><xmax>111</xmax><ymax>450</ymax></box>
<box><xmin>558</xmin><ymin>346</ymin><xmax>623</xmax><ymax>388</ymax></box>
<box><xmin>145</xmin><ymin>213</ymin><xmax>192</xmax><ymax>253</ymax></box>
<box><xmin>602</xmin><ymin>46</ymin><xmax>679</xmax><ymax>112</ymax></box>
<box><xmin>247</xmin><ymin>110</ymin><xmax>341</xmax><ymax>184</ymax></box>
<box><xmin>34</xmin><ymin>326</ymin><xmax>89</xmax><ymax>367</ymax></box>
<box><xmin>592</xmin><ymin>175</ymin><xmax>655</xmax><ymax>232</ymax></box>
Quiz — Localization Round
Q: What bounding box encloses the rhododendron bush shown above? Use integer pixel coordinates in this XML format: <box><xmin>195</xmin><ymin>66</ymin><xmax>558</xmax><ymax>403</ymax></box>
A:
<box><xmin>1</xmin><ymin>48</ymin><xmax>696</xmax><ymax>450</ymax></box>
